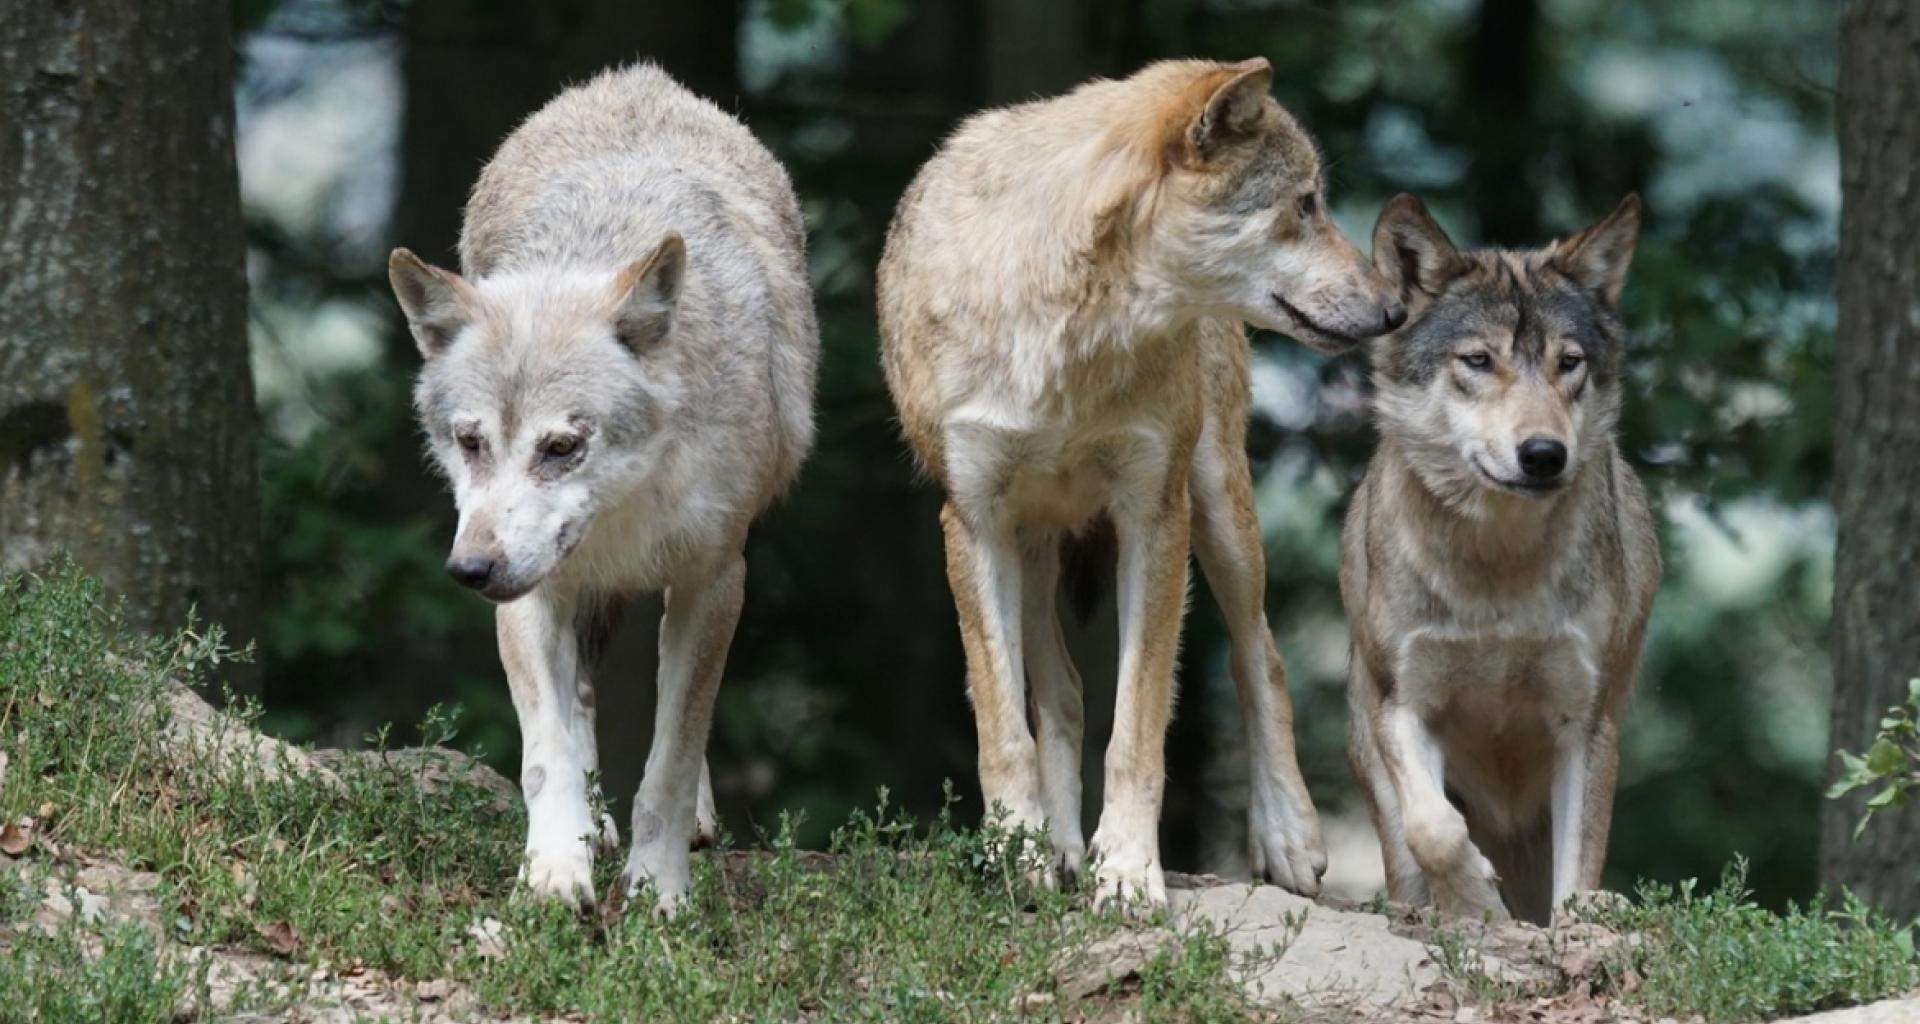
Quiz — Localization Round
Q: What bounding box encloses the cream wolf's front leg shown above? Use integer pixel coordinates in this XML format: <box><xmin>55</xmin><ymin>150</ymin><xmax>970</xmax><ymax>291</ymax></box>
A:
<box><xmin>620</xmin><ymin>550</ymin><xmax>746</xmax><ymax>916</ymax></box>
<box><xmin>498</xmin><ymin>592</ymin><xmax>611</xmax><ymax>908</ymax></box>
<box><xmin>1090</xmin><ymin>480</ymin><xmax>1190</xmax><ymax>908</ymax></box>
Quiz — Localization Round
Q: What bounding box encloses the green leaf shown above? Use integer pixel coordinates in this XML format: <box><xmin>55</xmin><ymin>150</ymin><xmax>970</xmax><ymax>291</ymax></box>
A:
<box><xmin>1865</xmin><ymin>739</ymin><xmax>1904</xmax><ymax>777</ymax></box>
<box><xmin>1907</xmin><ymin>677</ymin><xmax>1920</xmax><ymax>708</ymax></box>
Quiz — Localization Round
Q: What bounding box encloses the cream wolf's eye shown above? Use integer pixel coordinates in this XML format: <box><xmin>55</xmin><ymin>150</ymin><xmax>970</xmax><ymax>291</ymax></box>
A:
<box><xmin>1558</xmin><ymin>351</ymin><xmax>1586</xmax><ymax>373</ymax></box>
<box><xmin>1458</xmin><ymin>351</ymin><xmax>1493</xmax><ymax>371</ymax></box>
<box><xmin>1295</xmin><ymin>193</ymin><xmax>1318</xmax><ymax>218</ymax></box>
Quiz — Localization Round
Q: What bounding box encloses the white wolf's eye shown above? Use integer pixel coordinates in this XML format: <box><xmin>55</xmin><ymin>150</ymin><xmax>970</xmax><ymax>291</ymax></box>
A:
<box><xmin>541</xmin><ymin>435</ymin><xmax>581</xmax><ymax>459</ymax></box>
<box><xmin>456</xmin><ymin>431</ymin><xmax>482</xmax><ymax>453</ymax></box>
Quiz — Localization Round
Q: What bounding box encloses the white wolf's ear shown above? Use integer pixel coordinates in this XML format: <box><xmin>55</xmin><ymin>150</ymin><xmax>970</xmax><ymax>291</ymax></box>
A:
<box><xmin>1372</xmin><ymin>194</ymin><xmax>1464</xmax><ymax>307</ymax></box>
<box><xmin>1185</xmin><ymin>58</ymin><xmax>1272</xmax><ymax>163</ymax></box>
<box><xmin>611</xmin><ymin>233</ymin><xmax>686</xmax><ymax>353</ymax></box>
<box><xmin>1551</xmin><ymin>193</ymin><xmax>1641</xmax><ymax>306</ymax></box>
<box><xmin>389</xmin><ymin>248</ymin><xmax>478</xmax><ymax>360</ymax></box>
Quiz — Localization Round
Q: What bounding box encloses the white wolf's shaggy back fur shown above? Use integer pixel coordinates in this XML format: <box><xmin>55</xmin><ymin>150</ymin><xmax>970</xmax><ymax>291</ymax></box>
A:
<box><xmin>462</xmin><ymin>63</ymin><xmax>817</xmax><ymax>502</ymax></box>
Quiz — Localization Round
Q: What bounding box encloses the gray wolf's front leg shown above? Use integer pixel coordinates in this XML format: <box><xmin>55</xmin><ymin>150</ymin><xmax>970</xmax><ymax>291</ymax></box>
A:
<box><xmin>1377</xmin><ymin>704</ymin><xmax>1507</xmax><ymax>920</ymax></box>
<box><xmin>499</xmin><ymin>592</ymin><xmax>605</xmax><ymax>908</ymax></box>
<box><xmin>620</xmin><ymin>551</ymin><xmax>746</xmax><ymax>916</ymax></box>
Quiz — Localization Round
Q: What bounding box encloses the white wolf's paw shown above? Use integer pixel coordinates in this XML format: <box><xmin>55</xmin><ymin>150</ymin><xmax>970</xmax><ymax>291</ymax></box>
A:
<box><xmin>520</xmin><ymin>846</ymin><xmax>596</xmax><ymax>909</ymax></box>
<box><xmin>596</xmin><ymin>812</ymin><xmax>621</xmax><ymax>853</ymax></box>
<box><xmin>692</xmin><ymin>809</ymin><xmax>719</xmax><ymax>851</ymax></box>
<box><xmin>619</xmin><ymin>841</ymin><xmax>693</xmax><ymax>919</ymax></box>
<box><xmin>1248</xmin><ymin>784</ymin><xmax>1328</xmax><ymax>897</ymax></box>
<box><xmin>1051</xmin><ymin>837</ymin><xmax>1089</xmax><ymax>886</ymax></box>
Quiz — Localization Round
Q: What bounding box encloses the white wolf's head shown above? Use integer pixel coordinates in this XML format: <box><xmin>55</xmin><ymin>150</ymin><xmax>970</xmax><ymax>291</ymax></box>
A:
<box><xmin>389</xmin><ymin>235</ymin><xmax>686</xmax><ymax>602</ymax></box>
<box><xmin>1367</xmin><ymin>194</ymin><xmax>1642</xmax><ymax>507</ymax></box>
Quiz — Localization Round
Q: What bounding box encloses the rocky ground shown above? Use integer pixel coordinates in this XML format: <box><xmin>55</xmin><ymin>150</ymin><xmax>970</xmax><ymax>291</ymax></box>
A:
<box><xmin>2</xmin><ymin>682</ymin><xmax>1915</xmax><ymax>1022</ymax></box>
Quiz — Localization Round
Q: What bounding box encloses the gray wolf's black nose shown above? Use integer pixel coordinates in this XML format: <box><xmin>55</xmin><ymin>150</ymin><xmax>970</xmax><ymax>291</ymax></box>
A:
<box><xmin>446</xmin><ymin>555</ymin><xmax>496</xmax><ymax>590</ymax></box>
<box><xmin>1381</xmin><ymin>301</ymin><xmax>1407</xmax><ymax>333</ymax></box>
<box><xmin>1518</xmin><ymin>438</ymin><xmax>1568</xmax><ymax>480</ymax></box>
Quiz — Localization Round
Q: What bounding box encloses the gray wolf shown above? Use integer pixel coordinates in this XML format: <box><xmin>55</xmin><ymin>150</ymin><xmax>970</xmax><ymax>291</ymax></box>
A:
<box><xmin>387</xmin><ymin>64</ymin><xmax>818</xmax><ymax>916</ymax></box>
<box><xmin>878</xmin><ymin>58</ymin><xmax>1404</xmax><ymax>905</ymax></box>
<box><xmin>1342</xmin><ymin>194</ymin><xmax>1659</xmax><ymax>923</ymax></box>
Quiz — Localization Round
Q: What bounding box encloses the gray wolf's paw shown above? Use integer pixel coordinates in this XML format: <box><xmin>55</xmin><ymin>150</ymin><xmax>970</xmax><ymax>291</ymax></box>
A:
<box><xmin>1248</xmin><ymin>788</ymin><xmax>1328</xmax><ymax>897</ymax></box>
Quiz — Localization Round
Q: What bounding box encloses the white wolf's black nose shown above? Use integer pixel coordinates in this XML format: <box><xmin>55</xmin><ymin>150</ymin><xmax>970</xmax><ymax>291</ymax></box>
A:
<box><xmin>1518</xmin><ymin>437</ymin><xmax>1568</xmax><ymax>480</ymax></box>
<box><xmin>446</xmin><ymin>555</ymin><xmax>497</xmax><ymax>591</ymax></box>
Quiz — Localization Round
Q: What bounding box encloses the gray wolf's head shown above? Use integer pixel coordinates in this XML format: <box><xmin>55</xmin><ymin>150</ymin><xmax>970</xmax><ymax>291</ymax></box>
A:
<box><xmin>388</xmin><ymin>235</ymin><xmax>686</xmax><ymax>602</ymax></box>
<box><xmin>1366</xmin><ymin>193</ymin><xmax>1642</xmax><ymax>505</ymax></box>
<box><xmin>1113</xmin><ymin>58</ymin><xmax>1403</xmax><ymax>352</ymax></box>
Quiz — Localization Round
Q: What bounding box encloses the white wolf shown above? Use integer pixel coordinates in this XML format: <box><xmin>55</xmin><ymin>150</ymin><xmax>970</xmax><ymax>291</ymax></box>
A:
<box><xmin>387</xmin><ymin>64</ymin><xmax>818</xmax><ymax>916</ymax></box>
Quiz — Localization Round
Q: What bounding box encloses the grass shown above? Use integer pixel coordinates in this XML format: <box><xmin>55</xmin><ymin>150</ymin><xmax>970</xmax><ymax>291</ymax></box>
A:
<box><xmin>1578</xmin><ymin>861</ymin><xmax>1917</xmax><ymax>1023</ymax></box>
<box><xmin>0</xmin><ymin>560</ymin><xmax>1285</xmax><ymax>1022</ymax></box>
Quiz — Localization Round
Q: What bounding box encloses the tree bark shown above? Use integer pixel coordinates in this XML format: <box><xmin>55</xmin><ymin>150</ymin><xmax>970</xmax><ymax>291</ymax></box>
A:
<box><xmin>1823</xmin><ymin>0</ymin><xmax>1920</xmax><ymax>918</ymax></box>
<box><xmin>0</xmin><ymin>0</ymin><xmax>259</xmax><ymax>672</ymax></box>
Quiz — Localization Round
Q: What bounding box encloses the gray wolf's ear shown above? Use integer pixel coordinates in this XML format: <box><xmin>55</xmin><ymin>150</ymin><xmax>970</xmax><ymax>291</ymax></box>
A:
<box><xmin>1186</xmin><ymin>58</ymin><xmax>1272</xmax><ymax>163</ymax></box>
<box><xmin>611</xmin><ymin>233</ymin><xmax>686</xmax><ymax>353</ymax></box>
<box><xmin>1372</xmin><ymin>194</ymin><xmax>1464</xmax><ymax>307</ymax></box>
<box><xmin>1550</xmin><ymin>193</ymin><xmax>1641</xmax><ymax>306</ymax></box>
<box><xmin>388</xmin><ymin>248</ymin><xmax>477</xmax><ymax>360</ymax></box>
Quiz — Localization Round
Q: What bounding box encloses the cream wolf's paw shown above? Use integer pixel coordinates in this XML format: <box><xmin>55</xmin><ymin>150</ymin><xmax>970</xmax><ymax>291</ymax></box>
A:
<box><xmin>520</xmin><ymin>845</ymin><xmax>596</xmax><ymax>909</ymax></box>
<box><xmin>1089</xmin><ymin>838</ymin><xmax>1166</xmax><ymax>910</ymax></box>
<box><xmin>1248</xmin><ymin>781</ymin><xmax>1328</xmax><ymax>896</ymax></box>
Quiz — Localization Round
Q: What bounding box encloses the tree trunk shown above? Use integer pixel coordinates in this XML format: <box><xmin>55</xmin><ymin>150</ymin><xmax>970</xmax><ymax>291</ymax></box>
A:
<box><xmin>1823</xmin><ymin>0</ymin><xmax>1920</xmax><ymax>918</ymax></box>
<box><xmin>0</xmin><ymin>0</ymin><xmax>259</xmax><ymax>674</ymax></box>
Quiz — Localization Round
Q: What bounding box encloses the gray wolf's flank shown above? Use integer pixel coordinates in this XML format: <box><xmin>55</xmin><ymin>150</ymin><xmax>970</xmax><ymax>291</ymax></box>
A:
<box><xmin>387</xmin><ymin>64</ymin><xmax>819</xmax><ymax>916</ymax></box>
<box><xmin>879</xmin><ymin>58</ymin><xmax>1404</xmax><ymax>905</ymax></box>
<box><xmin>1344</xmin><ymin>193</ymin><xmax>1659</xmax><ymax>924</ymax></box>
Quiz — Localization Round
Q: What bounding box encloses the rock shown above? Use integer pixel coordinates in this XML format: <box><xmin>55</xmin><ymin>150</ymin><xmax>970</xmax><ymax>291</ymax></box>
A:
<box><xmin>310</xmin><ymin>746</ymin><xmax>519</xmax><ymax>814</ymax></box>
<box><xmin>1051</xmin><ymin>928</ymin><xmax>1180</xmax><ymax>1000</ymax></box>
<box><xmin>1769</xmin><ymin>997</ymin><xmax>1920</xmax><ymax>1023</ymax></box>
<box><xmin>154</xmin><ymin>680</ymin><xmax>341</xmax><ymax>791</ymax></box>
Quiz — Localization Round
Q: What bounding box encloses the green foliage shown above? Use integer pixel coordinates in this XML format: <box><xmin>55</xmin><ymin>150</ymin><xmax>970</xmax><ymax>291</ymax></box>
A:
<box><xmin>1828</xmin><ymin>678</ymin><xmax>1920</xmax><ymax>839</ymax></box>
<box><xmin>0</xmin><ymin>560</ymin><xmax>1287</xmax><ymax>1022</ymax></box>
<box><xmin>1582</xmin><ymin>861</ymin><xmax>1919</xmax><ymax>1023</ymax></box>
<box><xmin>0</xmin><ymin>919</ymin><xmax>201</xmax><ymax>1024</ymax></box>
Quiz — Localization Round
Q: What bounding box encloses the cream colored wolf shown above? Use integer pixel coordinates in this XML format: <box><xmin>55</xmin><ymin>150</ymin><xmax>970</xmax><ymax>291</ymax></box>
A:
<box><xmin>387</xmin><ymin>65</ymin><xmax>818</xmax><ymax>916</ymax></box>
<box><xmin>879</xmin><ymin>58</ymin><xmax>1404</xmax><ymax>904</ymax></box>
<box><xmin>1344</xmin><ymin>194</ymin><xmax>1658</xmax><ymax>923</ymax></box>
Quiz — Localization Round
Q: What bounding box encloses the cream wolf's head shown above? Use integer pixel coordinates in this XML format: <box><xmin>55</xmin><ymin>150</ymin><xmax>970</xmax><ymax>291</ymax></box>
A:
<box><xmin>389</xmin><ymin>236</ymin><xmax>686</xmax><ymax>601</ymax></box>
<box><xmin>1367</xmin><ymin>193</ymin><xmax>1642</xmax><ymax>505</ymax></box>
<box><xmin>1109</xmin><ymin>58</ymin><xmax>1402</xmax><ymax>351</ymax></box>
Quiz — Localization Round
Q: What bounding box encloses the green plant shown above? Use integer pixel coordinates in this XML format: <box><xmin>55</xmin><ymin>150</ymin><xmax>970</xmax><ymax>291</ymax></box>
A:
<box><xmin>1828</xmin><ymin>678</ymin><xmax>1920</xmax><ymax>838</ymax></box>
<box><xmin>1581</xmin><ymin>860</ymin><xmax>1918</xmax><ymax>1023</ymax></box>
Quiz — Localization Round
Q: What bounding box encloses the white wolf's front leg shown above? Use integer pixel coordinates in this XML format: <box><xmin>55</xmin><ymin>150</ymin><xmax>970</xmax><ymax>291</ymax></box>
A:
<box><xmin>1090</xmin><ymin>477</ymin><xmax>1190</xmax><ymax>909</ymax></box>
<box><xmin>620</xmin><ymin>551</ymin><xmax>745</xmax><ymax>916</ymax></box>
<box><xmin>498</xmin><ymin>592</ymin><xmax>604</xmax><ymax>908</ymax></box>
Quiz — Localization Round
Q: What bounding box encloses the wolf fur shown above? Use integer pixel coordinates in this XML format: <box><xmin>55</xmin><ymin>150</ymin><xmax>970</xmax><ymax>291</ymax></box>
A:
<box><xmin>387</xmin><ymin>64</ymin><xmax>818</xmax><ymax>915</ymax></box>
<box><xmin>878</xmin><ymin>58</ymin><xmax>1404</xmax><ymax>905</ymax></box>
<box><xmin>1342</xmin><ymin>194</ymin><xmax>1659</xmax><ymax>923</ymax></box>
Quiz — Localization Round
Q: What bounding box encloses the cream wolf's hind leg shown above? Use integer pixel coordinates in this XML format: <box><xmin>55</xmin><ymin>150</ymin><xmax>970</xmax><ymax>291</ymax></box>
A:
<box><xmin>620</xmin><ymin>551</ymin><xmax>745</xmax><ymax>916</ymax></box>
<box><xmin>1021</xmin><ymin>532</ymin><xmax>1088</xmax><ymax>876</ymax></box>
<box><xmin>499</xmin><ymin>592</ymin><xmax>608</xmax><ymax>908</ymax></box>
<box><xmin>694</xmin><ymin>760</ymin><xmax>719</xmax><ymax>848</ymax></box>
<box><xmin>1189</xmin><ymin>423</ymin><xmax>1327</xmax><ymax>895</ymax></box>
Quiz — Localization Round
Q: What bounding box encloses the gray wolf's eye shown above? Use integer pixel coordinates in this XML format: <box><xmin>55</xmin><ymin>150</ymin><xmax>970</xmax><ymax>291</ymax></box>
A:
<box><xmin>1296</xmin><ymin>193</ymin><xmax>1317</xmax><ymax>218</ymax></box>
<box><xmin>542</xmin><ymin>435</ymin><xmax>582</xmax><ymax>460</ymax></box>
<box><xmin>1558</xmin><ymin>351</ymin><xmax>1585</xmax><ymax>374</ymax></box>
<box><xmin>1459</xmin><ymin>351</ymin><xmax>1493</xmax><ymax>371</ymax></box>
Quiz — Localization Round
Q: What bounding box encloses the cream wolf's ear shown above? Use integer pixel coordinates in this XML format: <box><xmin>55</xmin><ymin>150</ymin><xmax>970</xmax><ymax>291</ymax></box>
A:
<box><xmin>1185</xmin><ymin>58</ymin><xmax>1272</xmax><ymax>162</ymax></box>
<box><xmin>388</xmin><ymin>248</ymin><xmax>478</xmax><ymax>360</ymax></box>
<box><xmin>1371</xmin><ymin>194</ymin><xmax>1464</xmax><ymax>307</ymax></box>
<box><xmin>1551</xmin><ymin>194</ymin><xmax>1642</xmax><ymax>307</ymax></box>
<box><xmin>610</xmin><ymin>232</ymin><xmax>686</xmax><ymax>353</ymax></box>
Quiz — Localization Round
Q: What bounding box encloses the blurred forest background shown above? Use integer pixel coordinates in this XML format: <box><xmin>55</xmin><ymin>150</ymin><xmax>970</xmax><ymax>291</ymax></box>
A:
<box><xmin>6</xmin><ymin>0</ymin><xmax>1886</xmax><ymax>909</ymax></box>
